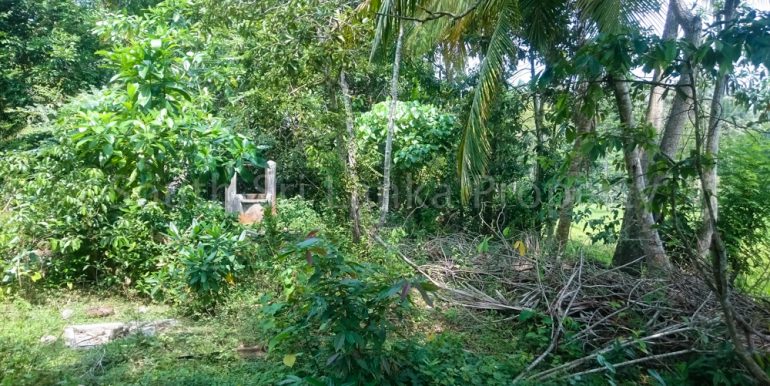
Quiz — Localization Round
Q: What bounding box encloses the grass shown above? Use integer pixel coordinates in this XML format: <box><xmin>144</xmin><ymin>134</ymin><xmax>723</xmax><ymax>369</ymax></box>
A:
<box><xmin>0</xmin><ymin>284</ymin><xmax>532</xmax><ymax>386</ymax></box>
<box><xmin>0</xmin><ymin>290</ymin><xmax>290</xmax><ymax>386</ymax></box>
<box><xmin>1</xmin><ymin>203</ymin><xmax>723</xmax><ymax>385</ymax></box>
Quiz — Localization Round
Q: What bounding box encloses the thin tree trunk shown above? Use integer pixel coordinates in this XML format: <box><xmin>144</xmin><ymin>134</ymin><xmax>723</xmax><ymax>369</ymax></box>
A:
<box><xmin>555</xmin><ymin>85</ymin><xmax>594</xmax><ymax>251</ymax></box>
<box><xmin>687</xmin><ymin>64</ymin><xmax>770</xmax><ymax>385</ymax></box>
<box><xmin>340</xmin><ymin>70</ymin><xmax>362</xmax><ymax>243</ymax></box>
<box><xmin>652</xmin><ymin>0</ymin><xmax>701</xmax><ymax>191</ymax></box>
<box><xmin>530</xmin><ymin>54</ymin><xmax>547</xmax><ymax>235</ymax></box>
<box><xmin>698</xmin><ymin>0</ymin><xmax>739</xmax><ymax>256</ymax></box>
<box><xmin>645</xmin><ymin>0</ymin><xmax>680</xmax><ymax>133</ymax></box>
<box><xmin>378</xmin><ymin>23</ymin><xmax>404</xmax><ymax>228</ymax></box>
<box><xmin>610</xmin><ymin>76</ymin><xmax>671</xmax><ymax>273</ymax></box>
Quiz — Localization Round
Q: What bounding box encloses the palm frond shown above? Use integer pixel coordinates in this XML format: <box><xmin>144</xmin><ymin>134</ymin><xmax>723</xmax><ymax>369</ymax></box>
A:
<box><xmin>457</xmin><ymin>2</ymin><xmax>517</xmax><ymax>202</ymax></box>
<box><xmin>364</xmin><ymin>0</ymin><xmax>421</xmax><ymax>61</ymax></box>
<box><xmin>519</xmin><ymin>0</ymin><xmax>567</xmax><ymax>51</ymax></box>
<box><xmin>405</xmin><ymin>3</ymin><xmax>457</xmax><ymax>56</ymax></box>
<box><xmin>576</xmin><ymin>0</ymin><xmax>662</xmax><ymax>33</ymax></box>
<box><xmin>404</xmin><ymin>0</ymin><xmax>489</xmax><ymax>58</ymax></box>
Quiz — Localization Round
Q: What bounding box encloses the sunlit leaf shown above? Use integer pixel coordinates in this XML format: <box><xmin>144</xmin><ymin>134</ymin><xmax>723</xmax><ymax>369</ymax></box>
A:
<box><xmin>283</xmin><ymin>353</ymin><xmax>297</xmax><ymax>367</ymax></box>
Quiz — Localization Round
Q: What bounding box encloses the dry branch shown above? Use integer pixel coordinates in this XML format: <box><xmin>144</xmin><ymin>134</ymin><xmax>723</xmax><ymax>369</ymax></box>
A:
<box><xmin>386</xmin><ymin>233</ymin><xmax>770</xmax><ymax>381</ymax></box>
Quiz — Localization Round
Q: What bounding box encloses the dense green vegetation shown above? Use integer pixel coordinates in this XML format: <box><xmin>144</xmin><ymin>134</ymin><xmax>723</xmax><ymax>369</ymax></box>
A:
<box><xmin>1</xmin><ymin>0</ymin><xmax>770</xmax><ymax>385</ymax></box>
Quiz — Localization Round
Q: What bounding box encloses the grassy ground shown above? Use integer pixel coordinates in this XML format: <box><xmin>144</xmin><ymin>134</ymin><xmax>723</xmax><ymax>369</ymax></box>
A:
<box><xmin>0</xmin><ymin>290</ymin><xmax>290</xmax><ymax>386</ymax></box>
<box><xmin>1</xmin><ymin>287</ymin><xmax>527</xmax><ymax>386</ymax></box>
<box><xmin>0</xmin><ymin>204</ymin><xmax>680</xmax><ymax>386</ymax></box>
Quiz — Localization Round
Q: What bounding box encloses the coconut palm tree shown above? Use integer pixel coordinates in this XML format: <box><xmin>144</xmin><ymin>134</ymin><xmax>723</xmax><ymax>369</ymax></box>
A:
<box><xmin>363</xmin><ymin>0</ymin><xmax>669</xmax><ymax>267</ymax></box>
<box><xmin>363</xmin><ymin>2</ymin><xmax>770</xmax><ymax>382</ymax></box>
<box><xmin>362</xmin><ymin>0</ymin><xmax>659</xmax><ymax>199</ymax></box>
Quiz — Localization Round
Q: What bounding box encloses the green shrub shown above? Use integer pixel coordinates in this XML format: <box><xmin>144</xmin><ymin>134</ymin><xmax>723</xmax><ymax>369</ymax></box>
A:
<box><xmin>275</xmin><ymin>196</ymin><xmax>326</xmax><ymax>235</ymax></box>
<box><xmin>355</xmin><ymin>100</ymin><xmax>459</xmax><ymax>228</ymax></box>
<box><xmin>720</xmin><ymin>134</ymin><xmax>770</xmax><ymax>292</ymax></box>
<box><xmin>0</xmin><ymin>2</ymin><xmax>262</xmax><ymax>303</ymax></box>
<box><xmin>356</xmin><ymin>100</ymin><xmax>457</xmax><ymax>172</ymax></box>
<box><xmin>257</xmin><ymin>236</ymin><xmax>436</xmax><ymax>385</ymax></box>
<box><xmin>168</xmin><ymin>219</ymin><xmax>246</xmax><ymax>309</ymax></box>
<box><xmin>398</xmin><ymin>334</ymin><xmax>525</xmax><ymax>385</ymax></box>
<box><xmin>100</xmin><ymin>200</ymin><xmax>171</xmax><ymax>288</ymax></box>
<box><xmin>0</xmin><ymin>134</ymin><xmax>254</xmax><ymax>303</ymax></box>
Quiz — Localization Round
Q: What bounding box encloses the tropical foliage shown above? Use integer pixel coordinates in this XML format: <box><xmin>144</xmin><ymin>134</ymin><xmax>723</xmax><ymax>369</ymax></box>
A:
<box><xmin>2</xmin><ymin>0</ymin><xmax>770</xmax><ymax>384</ymax></box>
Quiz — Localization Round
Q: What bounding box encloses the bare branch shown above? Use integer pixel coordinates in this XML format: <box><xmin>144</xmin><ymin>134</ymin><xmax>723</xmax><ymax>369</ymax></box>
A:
<box><xmin>376</xmin><ymin>0</ymin><xmax>482</xmax><ymax>23</ymax></box>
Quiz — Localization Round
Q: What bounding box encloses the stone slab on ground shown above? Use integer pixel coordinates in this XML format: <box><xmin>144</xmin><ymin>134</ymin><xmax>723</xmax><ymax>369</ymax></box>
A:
<box><xmin>63</xmin><ymin>319</ymin><xmax>178</xmax><ymax>348</ymax></box>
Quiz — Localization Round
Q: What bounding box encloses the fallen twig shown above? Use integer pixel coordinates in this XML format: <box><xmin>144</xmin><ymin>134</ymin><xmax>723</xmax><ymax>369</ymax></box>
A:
<box><xmin>514</xmin><ymin>254</ymin><xmax>584</xmax><ymax>382</ymax></box>
<box><xmin>568</xmin><ymin>349</ymin><xmax>696</xmax><ymax>378</ymax></box>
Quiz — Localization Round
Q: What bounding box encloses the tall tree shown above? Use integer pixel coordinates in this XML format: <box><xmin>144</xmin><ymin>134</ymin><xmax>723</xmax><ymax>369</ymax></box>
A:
<box><xmin>364</xmin><ymin>0</ymin><xmax>660</xmax><ymax>202</ymax></box>
<box><xmin>656</xmin><ymin>1</ymin><xmax>701</xmax><ymax>160</ymax></box>
<box><xmin>379</xmin><ymin>23</ymin><xmax>405</xmax><ymax>227</ymax></box>
<box><xmin>530</xmin><ymin>53</ymin><xmax>549</xmax><ymax>235</ymax></box>
<box><xmin>687</xmin><ymin>48</ymin><xmax>770</xmax><ymax>384</ymax></box>
<box><xmin>340</xmin><ymin>70</ymin><xmax>364</xmax><ymax>243</ymax></box>
<box><xmin>612</xmin><ymin>0</ymin><xmax>680</xmax><ymax>269</ymax></box>
<box><xmin>698</xmin><ymin>0</ymin><xmax>739</xmax><ymax>256</ymax></box>
<box><xmin>367</xmin><ymin>0</ymin><xmax>671</xmax><ymax>270</ymax></box>
<box><xmin>645</xmin><ymin>0</ymin><xmax>680</xmax><ymax>131</ymax></box>
<box><xmin>555</xmin><ymin>83</ymin><xmax>595</xmax><ymax>251</ymax></box>
<box><xmin>0</xmin><ymin>0</ymin><xmax>105</xmax><ymax>137</ymax></box>
<box><xmin>610</xmin><ymin>76</ymin><xmax>671</xmax><ymax>272</ymax></box>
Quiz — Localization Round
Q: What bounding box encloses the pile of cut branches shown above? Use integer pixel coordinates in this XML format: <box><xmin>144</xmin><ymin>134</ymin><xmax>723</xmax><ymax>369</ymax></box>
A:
<box><xmin>389</xmin><ymin>234</ymin><xmax>770</xmax><ymax>381</ymax></box>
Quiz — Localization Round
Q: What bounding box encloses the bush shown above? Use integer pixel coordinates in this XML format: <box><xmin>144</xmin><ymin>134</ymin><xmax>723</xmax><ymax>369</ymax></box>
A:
<box><xmin>0</xmin><ymin>133</ymin><xmax>254</xmax><ymax>302</ymax></box>
<box><xmin>256</xmin><ymin>236</ymin><xmax>437</xmax><ymax>385</ymax></box>
<box><xmin>1</xmin><ymin>2</ymin><xmax>262</xmax><ymax>304</ymax></box>
<box><xmin>720</xmin><ymin>134</ymin><xmax>770</xmax><ymax>292</ymax></box>
<box><xmin>275</xmin><ymin>196</ymin><xmax>326</xmax><ymax>235</ymax></box>
<box><xmin>398</xmin><ymin>334</ymin><xmax>525</xmax><ymax>385</ymax></box>
<box><xmin>168</xmin><ymin>219</ymin><xmax>247</xmax><ymax>309</ymax></box>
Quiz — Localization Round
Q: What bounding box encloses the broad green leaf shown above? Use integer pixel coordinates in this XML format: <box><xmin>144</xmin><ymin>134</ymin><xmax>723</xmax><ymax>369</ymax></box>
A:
<box><xmin>137</xmin><ymin>86</ymin><xmax>152</xmax><ymax>108</ymax></box>
<box><xmin>127</xmin><ymin>83</ymin><xmax>138</xmax><ymax>99</ymax></box>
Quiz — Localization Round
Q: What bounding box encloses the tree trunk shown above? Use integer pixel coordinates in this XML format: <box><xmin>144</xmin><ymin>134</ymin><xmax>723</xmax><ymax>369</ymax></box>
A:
<box><xmin>340</xmin><ymin>70</ymin><xmax>362</xmax><ymax>243</ymax></box>
<box><xmin>530</xmin><ymin>54</ymin><xmax>547</xmax><ymax>235</ymax></box>
<box><xmin>378</xmin><ymin>23</ymin><xmax>404</xmax><ymax>228</ymax></box>
<box><xmin>612</xmin><ymin>195</ymin><xmax>647</xmax><ymax>272</ymax></box>
<box><xmin>555</xmin><ymin>86</ymin><xmax>594</xmax><ymax>251</ymax></box>
<box><xmin>645</xmin><ymin>0</ymin><xmax>680</xmax><ymax>132</ymax></box>
<box><xmin>610</xmin><ymin>77</ymin><xmax>671</xmax><ymax>273</ymax></box>
<box><xmin>613</xmin><ymin>0</ymin><xmax>685</xmax><ymax>269</ymax></box>
<box><xmin>698</xmin><ymin>0</ymin><xmax>739</xmax><ymax>256</ymax></box>
<box><xmin>651</xmin><ymin>1</ymin><xmax>701</xmax><ymax>194</ymax></box>
<box><xmin>687</xmin><ymin>55</ymin><xmax>770</xmax><ymax>385</ymax></box>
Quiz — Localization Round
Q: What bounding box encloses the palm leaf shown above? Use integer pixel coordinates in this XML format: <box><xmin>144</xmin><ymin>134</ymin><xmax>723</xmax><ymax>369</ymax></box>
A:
<box><xmin>457</xmin><ymin>1</ymin><xmax>517</xmax><ymax>202</ymax></box>
<box><xmin>404</xmin><ymin>0</ymin><xmax>494</xmax><ymax>57</ymax></box>
<box><xmin>405</xmin><ymin>0</ymin><xmax>498</xmax><ymax>75</ymax></box>
<box><xmin>519</xmin><ymin>0</ymin><xmax>568</xmax><ymax>51</ymax></box>
<box><xmin>362</xmin><ymin>0</ymin><xmax>420</xmax><ymax>61</ymax></box>
<box><xmin>576</xmin><ymin>0</ymin><xmax>662</xmax><ymax>33</ymax></box>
